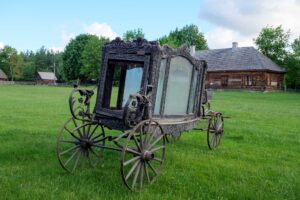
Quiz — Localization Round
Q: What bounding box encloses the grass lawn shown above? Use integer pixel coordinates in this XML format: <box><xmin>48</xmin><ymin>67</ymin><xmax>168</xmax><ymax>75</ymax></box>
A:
<box><xmin>0</xmin><ymin>85</ymin><xmax>299</xmax><ymax>200</ymax></box>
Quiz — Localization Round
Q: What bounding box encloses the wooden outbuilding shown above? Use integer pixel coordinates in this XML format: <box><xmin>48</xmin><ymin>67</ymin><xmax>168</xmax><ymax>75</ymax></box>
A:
<box><xmin>36</xmin><ymin>72</ymin><xmax>57</xmax><ymax>85</ymax></box>
<box><xmin>0</xmin><ymin>69</ymin><xmax>8</xmax><ymax>81</ymax></box>
<box><xmin>195</xmin><ymin>42</ymin><xmax>285</xmax><ymax>91</ymax></box>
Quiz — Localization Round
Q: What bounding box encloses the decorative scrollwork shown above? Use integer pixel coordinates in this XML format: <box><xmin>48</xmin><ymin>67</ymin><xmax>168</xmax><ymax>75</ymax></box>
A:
<box><xmin>69</xmin><ymin>87</ymin><xmax>95</xmax><ymax>120</ymax></box>
<box><xmin>123</xmin><ymin>93</ymin><xmax>151</xmax><ymax>128</ymax></box>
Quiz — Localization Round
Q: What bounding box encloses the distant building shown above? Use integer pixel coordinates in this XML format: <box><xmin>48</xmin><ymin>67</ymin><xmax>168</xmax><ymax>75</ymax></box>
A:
<box><xmin>36</xmin><ymin>72</ymin><xmax>57</xmax><ymax>85</ymax></box>
<box><xmin>195</xmin><ymin>42</ymin><xmax>285</xmax><ymax>91</ymax></box>
<box><xmin>0</xmin><ymin>69</ymin><xmax>8</xmax><ymax>81</ymax></box>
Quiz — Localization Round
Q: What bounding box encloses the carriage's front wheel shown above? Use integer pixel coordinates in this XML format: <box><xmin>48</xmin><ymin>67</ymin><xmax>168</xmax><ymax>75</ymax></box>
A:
<box><xmin>56</xmin><ymin>118</ymin><xmax>105</xmax><ymax>173</ymax></box>
<box><xmin>207</xmin><ymin>112</ymin><xmax>224</xmax><ymax>149</ymax></box>
<box><xmin>120</xmin><ymin>120</ymin><xmax>166</xmax><ymax>191</ymax></box>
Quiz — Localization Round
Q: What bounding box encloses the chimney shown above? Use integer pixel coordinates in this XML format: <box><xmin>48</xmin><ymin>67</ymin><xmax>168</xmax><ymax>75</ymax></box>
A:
<box><xmin>189</xmin><ymin>45</ymin><xmax>196</xmax><ymax>56</ymax></box>
<box><xmin>232</xmin><ymin>42</ymin><xmax>238</xmax><ymax>49</ymax></box>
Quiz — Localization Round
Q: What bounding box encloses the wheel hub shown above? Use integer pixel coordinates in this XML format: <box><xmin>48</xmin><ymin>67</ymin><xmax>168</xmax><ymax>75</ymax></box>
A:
<box><xmin>141</xmin><ymin>150</ymin><xmax>154</xmax><ymax>161</ymax></box>
<box><xmin>80</xmin><ymin>138</ymin><xmax>92</xmax><ymax>149</ymax></box>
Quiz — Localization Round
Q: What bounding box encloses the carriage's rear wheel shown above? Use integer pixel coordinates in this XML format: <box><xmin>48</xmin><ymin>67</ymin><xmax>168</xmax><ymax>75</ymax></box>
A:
<box><xmin>56</xmin><ymin>118</ymin><xmax>105</xmax><ymax>173</ymax></box>
<box><xmin>207</xmin><ymin>112</ymin><xmax>224</xmax><ymax>149</ymax></box>
<box><xmin>120</xmin><ymin>120</ymin><xmax>166</xmax><ymax>191</ymax></box>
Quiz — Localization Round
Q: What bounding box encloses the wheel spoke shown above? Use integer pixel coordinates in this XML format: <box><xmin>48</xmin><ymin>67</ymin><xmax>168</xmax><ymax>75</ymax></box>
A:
<box><xmin>64</xmin><ymin>127</ymin><xmax>81</xmax><ymax>141</ymax></box>
<box><xmin>88</xmin><ymin>124</ymin><xmax>99</xmax><ymax>139</ymax></box>
<box><xmin>132</xmin><ymin>134</ymin><xmax>141</xmax><ymax>151</ymax></box>
<box><xmin>59</xmin><ymin>145</ymin><xmax>79</xmax><ymax>156</ymax></box>
<box><xmin>139</xmin><ymin>162</ymin><xmax>144</xmax><ymax>189</ymax></box>
<box><xmin>132</xmin><ymin>162</ymin><xmax>141</xmax><ymax>189</ymax></box>
<box><xmin>148</xmin><ymin>135</ymin><xmax>163</xmax><ymax>150</ymax></box>
<box><xmin>152</xmin><ymin>157</ymin><xmax>163</xmax><ymax>163</ymax></box>
<box><xmin>125</xmin><ymin>160</ymin><xmax>140</xmax><ymax>180</ymax></box>
<box><xmin>123</xmin><ymin>156</ymin><xmax>140</xmax><ymax>166</ymax></box>
<box><xmin>72</xmin><ymin>150</ymin><xmax>82</xmax><ymax>173</ymax></box>
<box><xmin>146</xmin><ymin>161</ymin><xmax>157</xmax><ymax>176</ymax></box>
<box><xmin>61</xmin><ymin>140</ymin><xmax>78</xmax><ymax>144</ymax></box>
<box><xmin>89</xmin><ymin>146</ymin><xmax>101</xmax><ymax>158</ymax></box>
<box><xmin>150</xmin><ymin>145</ymin><xmax>165</xmax><ymax>153</ymax></box>
<box><xmin>147</xmin><ymin>125</ymin><xmax>158</xmax><ymax>145</ymax></box>
<box><xmin>92</xmin><ymin>135</ymin><xmax>106</xmax><ymax>144</ymax></box>
<box><xmin>64</xmin><ymin>148</ymin><xmax>79</xmax><ymax>167</ymax></box>
<box><xmin>144</xmin><ymin>162</ymin><xmax>151</xmax><ymax>183</ymax></box>
<box><xmin>125</xmin><ymin>147</ymin><xmax>141</xmax><ymax>156</ymax></box>
<box><xmin>72</xmin><ymin>118</ymin><xmax>83</xmax><ymax>137</ymax></box>
<box><xmin>91</xmin><ymin>132</ymin><xmax>104</xmax><ymax>141</ymax></box>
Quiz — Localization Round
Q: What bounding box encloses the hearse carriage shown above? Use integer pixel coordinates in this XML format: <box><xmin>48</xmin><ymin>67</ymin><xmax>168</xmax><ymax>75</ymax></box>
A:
<box><xmin>56</xmin><ymin>38</ymin><xmax>225</xmax><ymax>191</ymax></box>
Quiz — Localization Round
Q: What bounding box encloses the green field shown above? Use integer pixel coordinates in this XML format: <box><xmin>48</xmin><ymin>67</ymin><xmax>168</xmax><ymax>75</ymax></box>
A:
<box><xmin>0</xmin><ymin>85</ymin><xmax>299</xmax><ymax>200</ymax></box>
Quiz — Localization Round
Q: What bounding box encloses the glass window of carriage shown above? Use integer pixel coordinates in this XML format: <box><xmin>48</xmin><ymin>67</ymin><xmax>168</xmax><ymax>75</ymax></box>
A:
<box><xmin>164</xmin><ymin>56</ymin><xmax>193</xmax><ymax>115</ymax></box>
<box><xmin>102</xmin><ymin>60</ymin><xmax>144</xmax><ymax>110</ymax></box>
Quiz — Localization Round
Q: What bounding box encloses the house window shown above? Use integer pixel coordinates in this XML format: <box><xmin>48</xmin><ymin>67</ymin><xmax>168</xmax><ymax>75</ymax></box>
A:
<box><xmin>245</xmin><ymin>75</ymin><xmax>253</xmax><ymax>86</ymax></box>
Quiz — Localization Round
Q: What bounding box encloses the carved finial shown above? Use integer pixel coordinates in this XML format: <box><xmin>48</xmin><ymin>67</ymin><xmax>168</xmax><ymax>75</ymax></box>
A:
<box><xmin>115</xmin><ymin>37</ymin><xmax>122</xmax><ymax>42</ymax></box>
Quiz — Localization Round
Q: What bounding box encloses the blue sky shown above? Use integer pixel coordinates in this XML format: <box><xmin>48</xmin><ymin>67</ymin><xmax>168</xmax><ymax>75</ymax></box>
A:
<box><xmin>1</xmin><ymin>0</ymin><xmax>300</xmax><ymax>52</ymax></box>
<box><xmin>0</xmin><ymin>0</ymin><xmax>210</xmax><ymax>51</ymax></box>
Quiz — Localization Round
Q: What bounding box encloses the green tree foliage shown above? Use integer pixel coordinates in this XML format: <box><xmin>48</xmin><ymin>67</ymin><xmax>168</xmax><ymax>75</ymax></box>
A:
<box><xmin>285</xmin><ymin>37</ymin><xmax>300</xmax><ymax>89</ymax></box>
<box><xmin>123</xmin><ymin>28</ymin><xmax>145</xmax><ymax>42</ymax></box>
<box><xmin>254</xmin><ymin>25</ymin><xmax>290</xmax><ymax>66</ymax></box>
<box><xmin>255</xmin><ymin>25</ymin><xmax>300</xmax><ymax>89</ymax></box>
<box><xmin>62</xmin><ymin>34</ymin><xmax>93</xmax><ymax>81</ymax></box>
<box><xmin>0</xmin><ymin>46</ymin><xmax>23</xmax><ymax>81</ymax></box>
<box><xmin>158</xmin><ymin>24</ymin><xmax>208</xmax><ymax>50</ymax></box>
<box><xmin>80</xmin><ymin>36</ymin><xmax>109</xmax><ymax>81</ymax></box>
<box><xmin>21</xmin><ymin>62</ymin><xmax>36</xmax><ymax>81</ymax></box>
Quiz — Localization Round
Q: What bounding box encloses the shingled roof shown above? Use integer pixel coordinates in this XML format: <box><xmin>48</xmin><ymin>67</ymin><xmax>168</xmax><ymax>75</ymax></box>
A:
<box><xmin>0</xmin><ymin>69</ymin><xmax>8</xmax><ymax>79</ymax></box>
<box><xmin>195</xmin><ymin>46</ymin><xmax>285</xmax><ymax>73</ymax></box>
<box><xmin>37</xmin><ymin>72</ymin><xmax>57</xmax><ymax>80</ymax></box>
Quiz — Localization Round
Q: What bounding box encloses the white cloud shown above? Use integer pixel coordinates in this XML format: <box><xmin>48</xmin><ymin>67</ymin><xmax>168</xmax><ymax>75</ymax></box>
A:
<box><xmin>0</xmin><ymin>41</ymin><xmax>4</xmax><ymax>49</ymax></box>
<box><xmin>205</xmin><ymin>27</ymin><xmax>253</xmax><ymax>49</ymax></box>
<box><xmin>61</xmin><ymin>30</ymin><xmax>75</xmax><ymax>45</ymax></box>
<box><xmin>83</xmin><ymin>22</ymin><xmax>117</xmax><ymax>40</ymax></box>
<box><xmin>200</xmin><ymin>0</ymin><xmax>300</xmax><ymax>48</ymax></box>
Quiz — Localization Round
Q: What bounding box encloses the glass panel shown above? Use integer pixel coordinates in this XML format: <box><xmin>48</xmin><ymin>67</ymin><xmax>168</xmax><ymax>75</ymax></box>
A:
<box><xmin>164</xmin><ymin>56</ymin><xmax>193</xmax><ymax>115</ymax></box>
<box><xmin>188</xmin><ymin>70</ymin><xmax>198</xmax><ymax>113</ymax></box>
<box><xmin>122</xmin><ymin>66</ymin><xmax>143</xmax><ymax>106</ymax></box>
<box><xmin>154</xmin><ymin>59</ymin><xmax>167</xmax><ymax>114</ymax></box>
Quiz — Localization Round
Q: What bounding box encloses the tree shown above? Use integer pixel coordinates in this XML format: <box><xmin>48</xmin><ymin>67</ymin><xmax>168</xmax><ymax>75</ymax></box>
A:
<box><xmin>21</xmin><ymin>62</ymin><xmax>36</xmax><ymax>81</ymax></box>
<box><xmin>158</xmin><ymin>24</ymin><xmax>208</xmax><ymax>50</ymax></box>
<box><xmin>0</xmin><ymin>46</ymin><xmax>23</xmax><ymax>81</ymax></box>
<box><xmin>254</xmin><ymin>25</ymin><xmax>290</xmax><ymax>65</ymax></box>
<box><xmin>62</xmin><ymin>34</ymin><xmax>94</xmax><ymax>81</ymax></box>
<box><xmin>123</xmin><ymin>29</ymin><xmax>145</xmax><ymax>42</ymax></box>
<box><xmin>80</xmin><ymin>36</ymin><xmax>109</xmax><ymax>81</ymax></box>
<box><xmin>285</xmin><ymin>37</ymin><xmax>300</xmax><ymax>89</ymax></box>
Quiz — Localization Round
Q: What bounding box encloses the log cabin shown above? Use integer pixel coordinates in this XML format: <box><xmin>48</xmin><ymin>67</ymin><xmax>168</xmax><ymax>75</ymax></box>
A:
<box><xmin>195</xmin><ymin>42</ymin><xmax>285</xmax><ymax>91</ymax></box>
<box><xmin>36</xmin><ymin>72</ymin><xmax>57</xmax><ymax>85</ymax></box>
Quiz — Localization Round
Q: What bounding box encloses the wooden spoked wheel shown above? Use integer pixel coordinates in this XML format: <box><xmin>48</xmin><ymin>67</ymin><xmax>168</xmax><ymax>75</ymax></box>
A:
<box><xmin>56</xmin><ymin>118</ymin><xmax>105</xmax><ymax>173</ymax></box>
<box><xmin>121</xmin><ymin>120</ymin><xmax>166</xmax><ymax>191</ymax></box>
<box><xmin>207</xmin><ymin>112</ymin><xmax>224</xmax><ymax>150</ymax></box>
<box><xmin>165</xmin><ymin>132</ymin><xmax>181</xmax><ymax>143</ymax></box>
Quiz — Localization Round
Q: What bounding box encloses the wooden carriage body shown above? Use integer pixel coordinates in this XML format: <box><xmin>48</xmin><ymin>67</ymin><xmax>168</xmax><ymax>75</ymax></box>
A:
<box><xmin>93</xmin><ymin>38</ymin><xmax>207</xmax><ymax>134</ymax></box>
